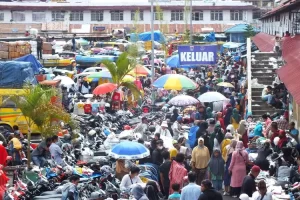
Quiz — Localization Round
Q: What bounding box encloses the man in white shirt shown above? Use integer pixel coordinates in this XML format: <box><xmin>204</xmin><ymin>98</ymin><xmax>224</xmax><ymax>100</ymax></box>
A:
<box><xmin>120</xmin><ymin>166</ymin><xmax>143</xmax><ymax>191</ymax></box>
<box><xmin>49</xmin><ymin>135</ymin><xmax>65</xmax><ymax>166</ymax></box>
<box><xmin>261</xmin><ymin>86</ymin><xmax>273</xmax><ymax>105</ymax></box>
<box><xmin>172</xmin><ymin>116</ymin><xmax>185</xmax><ymax>140</ymax></box>
<box><xmin>251</xmin><ymin>180</ymin><xmax>272</xmax><ymax>200</ymax></box>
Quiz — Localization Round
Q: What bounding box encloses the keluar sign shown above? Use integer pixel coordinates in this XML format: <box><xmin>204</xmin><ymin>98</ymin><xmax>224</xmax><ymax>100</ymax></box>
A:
<box><xmin>178</xmin><ymin>45</ymin><xmax>218</xmax><ymax>66</ymax></box>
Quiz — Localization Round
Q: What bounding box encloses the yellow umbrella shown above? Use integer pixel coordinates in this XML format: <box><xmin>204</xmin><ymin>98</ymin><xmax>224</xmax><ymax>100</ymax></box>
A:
<box><xmin>217</xmin><ymin>82</ymin><xmax>234</xmax><ymax>88</ymax></box>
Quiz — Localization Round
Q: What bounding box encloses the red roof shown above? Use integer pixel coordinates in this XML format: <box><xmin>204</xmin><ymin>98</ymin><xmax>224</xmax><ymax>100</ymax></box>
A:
<box><xmin>252</xmin><ymin>32</ymin><xmax>275</xmax><ymax>52</ymax></box>
<box><xmin>262</xmin><ymin>0</ymin><xmax>297</xmax><ymax>18</ymax></box>
<box><xmin>277</xmin><ymin>35</ymin><xmax>300</xmax><ymax>104</ymax></box>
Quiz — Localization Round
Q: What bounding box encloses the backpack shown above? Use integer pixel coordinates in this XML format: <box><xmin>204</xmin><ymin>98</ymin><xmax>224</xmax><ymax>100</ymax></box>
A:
<box><xmin>188</xmin><ymin>126</ymin><xmax>199</xmax><ymax>148</ymax></box>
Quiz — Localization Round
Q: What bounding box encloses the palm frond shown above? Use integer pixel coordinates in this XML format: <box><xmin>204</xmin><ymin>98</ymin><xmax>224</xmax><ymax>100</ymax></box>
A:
<box><xmin>101</xmin><ymin>59</ymin><xmax>118</xmax><ymax>83</ymax></box>
<box><xmin>121</xmin><ymin>81</ymin><xmax>141</xmax><ymax>100</ymax></box>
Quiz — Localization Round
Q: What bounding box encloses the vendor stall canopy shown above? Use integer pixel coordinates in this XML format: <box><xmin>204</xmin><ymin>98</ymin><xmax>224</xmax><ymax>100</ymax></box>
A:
<box><xmin>15</xmin><ymin>54</ymin><xmax>42</xmax><ymax>74</ymax></box>
<box><xmin>130</xmin><ymin>30</ymin><xmax>165</xmax><ymax>43</ymax></box>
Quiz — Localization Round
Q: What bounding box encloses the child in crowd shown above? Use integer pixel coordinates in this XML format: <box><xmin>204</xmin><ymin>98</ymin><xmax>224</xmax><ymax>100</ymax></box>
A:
<box><xmin>168</xmin><ymin>183</ymin><xmax>181</xmax><ymax>200</ymax></box>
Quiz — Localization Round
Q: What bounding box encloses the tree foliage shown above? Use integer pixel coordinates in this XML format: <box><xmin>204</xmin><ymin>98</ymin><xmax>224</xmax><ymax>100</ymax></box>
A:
<box><xmin>10</xmin><ymin>84</ymin><xmax>75</xmax><ymax>167</ymax></box>
<box><xmin>101</xmin><ymin>52</ymin><xmax>141</xmax><ymax>98</ymax></box>
<box><xmin>244</xmin><ymin>24</ymin><xmax>257</xmax><ymax>38</ymax></box>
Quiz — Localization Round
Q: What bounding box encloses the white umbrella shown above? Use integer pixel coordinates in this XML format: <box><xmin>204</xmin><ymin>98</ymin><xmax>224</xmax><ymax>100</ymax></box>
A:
<box><xmin>198</xmin><ymin>92</ymin><xmax>227</xmax><ymax>103</ymax></box>
<box><xmin>168</xmin><ymin>95</ymin><xmax>199</xmax><ymax>106</ymax></box>
<box><xmin>53</xmin><ymin>75</ymin><xmax>76</xmax><ymax>89</ymax></box>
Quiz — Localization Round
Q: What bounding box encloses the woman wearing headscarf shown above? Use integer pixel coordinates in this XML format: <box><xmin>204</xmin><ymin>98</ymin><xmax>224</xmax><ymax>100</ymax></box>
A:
<box><xmin>207</xmin><ymin>119</ymin><xmax>216</xmax><ymax>134</ymax></box>
<box><xmin>237</xmin><ymin>120</ymin><xmax>248</xmax><ymax>148</ymax></box>
<box><xmin>216</xmin><ymin>112</ymin><xmax>225</xmax><ymax>131</ymax></box>
<box><xmin>230</xmin><ymin>108</ymin><xmax>241</xmax><ymax>130</ymax></box>
<box><xmin>252</xmin><ymin>122</ymin><xmax>263</xmax><ymax>137</ymax></box>
<box><xmin>209</xmin><ymin>123</ymin><xmax>224</xmax><ymax>154</ymax></box>
<box><xmin>229</xmin><ymin>141</ymin><xmax>249</xmax><ymax>198</ymax></box>
<box><xmin>277</xmin><ymin>130</ymin><xmax>288</xmax><ymax>148</ymax></box>
<box><xmin>131</xmin><ymin>184</ymin><xmax>149</xmax><ymax>200</ymax></box>
<box><xmin>144</xmin><ymin>181</ymin><xmax>163</xmax><ymax>200</ymax></box>
<box><xmin>223</xmin><ymin>139</ymin><xmax>237</xmax><ymax>196</ymax></box>
<box><xmin>194</xmin><ymin>121</ymin><xmax>209</xmax><ymax>148</ymax></box>
<box><xmin>224</xmin><ymin>107</ymin><xmax>233</xmax><ymax>128</ymax></box>
<box><xmin>208</xmin><ymin>148</ymin><xmax>225</xmax><ymax>191</ymax></box>
<box><xmin>115</xmin><ymin>159</ymin><xmax>129</xmax><ymax>180</ymax></box>
<box><xmin>206</xmin><ymin>107</ymin><xmax>214</xmax><ymax>120</ymax></box>
<box><xmin>229</xmin><ymin>95</ymin><xmax>236</xmax><ymax>108</ymax></box>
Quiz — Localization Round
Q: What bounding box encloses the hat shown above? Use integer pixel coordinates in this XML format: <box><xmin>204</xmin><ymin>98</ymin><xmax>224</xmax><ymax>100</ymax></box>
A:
<box><xmin>161</xmin><ymin>121</ymin><xmax>168</xmax><ymax>128</ymax></box>
<box><xmin>239</xmin><ymin>194</ymin><xmax>250</xmax><ymax>200</ymax></box>
<box><xmin>198</xmin><ymin>138</ymin><xmax>204</xmax><ymax>142</ymax></box>
<box><xmin>177</xmin><ymin>116</ymin><xmax>183</xmax><ymax>121</ymax></box>
<box><xmin>172</xmin><ymin>140</ymin><xmax>178</xmax><ymax>145</ymax></box>
<box><xmin>251</xmin><ymin>165</ymin><xmax>261</xmax><ymax>173</ymax></box>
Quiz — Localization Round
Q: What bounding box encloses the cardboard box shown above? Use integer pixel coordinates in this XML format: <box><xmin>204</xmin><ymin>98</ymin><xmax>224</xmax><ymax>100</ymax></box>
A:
<box><xmin>0</xmin><ymin>42</ymin><xmax>8</xmax><ymax>51</ymax></box>
<box><xmin>9</xmin><ymin>45</ymin><xmax>16</xmax><ymax>52</ymax></box>
<box><xmin>0</xmin><ymin>51</ymin><xmax>9</xmax><ymax>59</ymax></box>
<box><xmin>43</xmin><ymin>42</ymin><xmax>52</xmax><ymax>51</ymax></box>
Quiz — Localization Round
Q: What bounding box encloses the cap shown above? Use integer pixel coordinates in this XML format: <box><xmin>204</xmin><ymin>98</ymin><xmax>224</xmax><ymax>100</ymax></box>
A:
<box><xmin>198</xmin><ymin>137</ymin><xmax>204</xmax><ymax>142</ymax></box>
<box><xmin>239</xmin><ymin>194</ymin><xmax>250</xmax><ymax>200</ymax></box>
<box><xmin>251</xmin><ymin>165</ymin><xmax>261</xmax><ymax>173</ymax></box>
<box><xmin>177</xmin><ymin>116</ymin><xmax>183</xmax><ymax>121</ymax></box>
<box><xmin>172</xmin><ymin>140</ymin><xmax>178</xmax><ymax>145</ymax></box>
<box><xmin>161</xmin><ymin>121</ymin><xmax>168</xmax><ymax>128</ymax></box>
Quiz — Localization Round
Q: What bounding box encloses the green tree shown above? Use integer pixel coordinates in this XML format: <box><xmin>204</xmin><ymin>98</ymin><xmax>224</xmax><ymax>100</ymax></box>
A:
<box><xmin>102</xmin><ymin>52</ymin><xmax>141</xmax><ymax>98</ymax></box>
<box><xmin>10</xmin><ymin>84</ymin><xmax>74</xmax><ymax>167</ymax></box>
<box><xmin>244</xmin><ymin>24</ymin><xmax>257</xmax><ymax>38</ymax></box>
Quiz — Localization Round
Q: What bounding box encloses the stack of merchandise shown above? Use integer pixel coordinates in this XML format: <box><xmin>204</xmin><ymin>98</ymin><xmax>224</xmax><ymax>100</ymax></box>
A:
<box><xmin>43</xmin><ymin>42</ymin><xmax>52</xmax><ymax>55</ymax></box>
<box><xmin>0</xmin><ymin>41</ymin><xmax>31</xmax><ymax>59</ymax></box>
<box><xmin>0</xmin><ymin>42</ymin><xmax>9</xmax><ymax>59</ymax></box>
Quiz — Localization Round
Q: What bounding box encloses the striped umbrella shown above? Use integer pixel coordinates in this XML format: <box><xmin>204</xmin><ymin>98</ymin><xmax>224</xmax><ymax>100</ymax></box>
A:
<box><xmin>153</xmin><ymin>74</ymin><xmax>198</xmax><ymax>90</ymax></box>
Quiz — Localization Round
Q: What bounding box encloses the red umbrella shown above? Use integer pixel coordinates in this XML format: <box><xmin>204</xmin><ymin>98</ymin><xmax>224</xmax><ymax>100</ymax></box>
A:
<box><xmin>93</xmin><ymin>83</ymin><xmax>117</xmax><ymax>95</ymax></box>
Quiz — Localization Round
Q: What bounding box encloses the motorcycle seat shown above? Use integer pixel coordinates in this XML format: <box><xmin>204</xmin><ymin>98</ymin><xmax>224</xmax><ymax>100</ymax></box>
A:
<box><xmin>40</xmin><ymin>191</ymin><xmax>59</xmax><ymax>196</ymax></box>
<box><xmin>32</xmin><ymin>194</ymin><xmax>63</xmax><ymax>199</ymax></box>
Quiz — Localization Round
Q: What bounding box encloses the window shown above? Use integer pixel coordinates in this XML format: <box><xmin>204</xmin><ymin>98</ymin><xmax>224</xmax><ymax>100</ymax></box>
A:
<box><xmin>171</xmin><ymin>10</ymin><xmax>183</xmax><ymax>21</ymax></box>
<box><xmin>32</xmin><ymin>12</ymin><xmax>46</xmax><ymax>22</ymax></box>
<box><xmin>111</xmin><ymin>11</ymin><xmax>123</xmax><ymax>21</ymax></box>
<box><xmin>131</xmin><ymin>11</ymin><xmax>143</xmax><ymax>21</ymax></box>
<box><xmin>230</xmin><ymin>10</ymin><xmax>243</xmax><ymax>21</ymax></box>
<box><xmin>154</xmin><ymin>12</ymin><xmax>163</xmax><ymax>20</ymax></box>
<box><xmin>210</xmin><ymin>11</ymin><xmax>223</xmax><ymax>21</ymax></box>
<box><xmin>12</xmin><ymin>11</ymin><xmax>25</xmax><ymax>22</ymax></box>
<box><xmin>91</xmin><ymin>11</ymin><xmax>103</xmax><ymax>21</ymax></box>
<box><xmin>253</xmin><ymin>11</ymin><xmax>262</xmax><ymax>19</ymax></box>
<box><xmin>0</xmin><ymin>96</ymin><xmax>16</xmax><ymax>108</ymax></box>
<box><xmin>52</xmin><ymin>11</ymin><xmax>65</xmax><ymax>21</ymax></box>
<box><xmin>192</xmin><ymin>11</ymin><xmax>203</xmax><ymax>21</ymax></box>
<box><xmin>70</xmin><ymin>11</ymin><xmax>83</xmax><ymax>21</ymax></box>
<box><xmin>0</xmin><ymin>13</ymin><xmax>4</xmax><ymax>21</ymax></box>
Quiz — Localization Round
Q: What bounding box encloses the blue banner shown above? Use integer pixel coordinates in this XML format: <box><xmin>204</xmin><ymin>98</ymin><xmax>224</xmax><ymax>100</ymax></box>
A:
<box><xmin>178</xmin><ymin>45</ymin><xmax>218</xmax><ymax>65</ymax></box>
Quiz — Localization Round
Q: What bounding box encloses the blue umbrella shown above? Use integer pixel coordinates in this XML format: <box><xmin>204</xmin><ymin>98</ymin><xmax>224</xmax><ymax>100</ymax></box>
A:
<box><xmin>109</xmin><ymin>141</ymin><xmax>150</xmax><ymax>159</ymax></box>
<box><xmin>166</xmin><ymin>55</ymin><xmax>180</xmax><ymax>67</ymax></box>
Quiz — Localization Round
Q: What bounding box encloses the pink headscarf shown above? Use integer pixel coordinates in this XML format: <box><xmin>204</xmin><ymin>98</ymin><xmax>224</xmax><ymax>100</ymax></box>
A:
<box><xmin>235</xmin><ymin>141</ymin><xmax>244</xmax><ymax>151</ymax></box>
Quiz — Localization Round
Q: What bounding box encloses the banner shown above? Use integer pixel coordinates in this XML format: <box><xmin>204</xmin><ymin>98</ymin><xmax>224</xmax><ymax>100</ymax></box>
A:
<box><xmin>178</xmin><ymin>45</ymin><xmax>218</xmax><ymax>65</ymax></box>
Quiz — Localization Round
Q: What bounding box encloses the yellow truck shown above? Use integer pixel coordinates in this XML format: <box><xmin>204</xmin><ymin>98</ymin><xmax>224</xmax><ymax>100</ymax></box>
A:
<box><xmin>0</xmin><ymin>88</ymin><xmax>39</xmax><ymax>134</ymax></box>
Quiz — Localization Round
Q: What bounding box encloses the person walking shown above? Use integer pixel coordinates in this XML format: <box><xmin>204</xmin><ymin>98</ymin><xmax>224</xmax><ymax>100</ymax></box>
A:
<box><xmin>198</xmin><ymin>179</ymin><xmax>223</xmax><ymax>200</ymax></box>
<box><xmin>223</xmin><ymin>139</ymin><xmax>237</xmax><ymax>196</ymax></box>
<box><xmin>241</xmin><ymin>165</ymin><xmax>261</xmax><ymax>197</ymax></box>
<box><xmin>72</xmin><ymin>34</ymin><xmax>76</xmax><ymax>52</ymax></box>
<box><xmin>169</xmin><ymin>153</ymin><xmax>188</xmax><ymax>194</ymax></box>
<box><xmin>229</xmin><ymin>141</ymin><xmax>249</xmax><ymax>198</ymax></box>
<box><xmin>191</xmin><ymin>138</ymin><xmax>210</xmax><ymax>185</ymax></box>
<box><xmin>180</xmin><ymin>172</ymin><xmax>201</xmax><ymax>200</ymax></box>
<box><xmin>207</xmin><ymin>148</ymin><xmax>225</xmax><ymax>191</ymax></box>
<box><xmin>160</xmin><ymin>151</ymin><xmax>172</xmax><ymax>198</ymax></box>
<box><xmin>36</xmin><ymin>35</ymin><xmax>43</xmax><ymax>59</ymax></box>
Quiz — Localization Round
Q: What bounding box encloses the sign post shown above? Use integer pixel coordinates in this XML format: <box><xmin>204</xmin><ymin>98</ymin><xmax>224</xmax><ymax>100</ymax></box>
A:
<box><xmin>178</xmin><ymin>45</ymin><xmax>218</xmax><ymax>66</ymax></box>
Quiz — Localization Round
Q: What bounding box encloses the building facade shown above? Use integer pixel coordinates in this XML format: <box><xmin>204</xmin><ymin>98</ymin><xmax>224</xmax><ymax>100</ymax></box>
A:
<box><xmin>0</xmin><ymin>0</ymin><xmax>256</xmax><ymax>36</ymax></box>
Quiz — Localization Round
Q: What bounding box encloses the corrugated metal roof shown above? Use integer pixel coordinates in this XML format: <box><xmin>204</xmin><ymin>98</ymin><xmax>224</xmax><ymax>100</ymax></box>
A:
<box><xmin>252</xmin><ymin>32</ymin><xmax>275</xmax><ymax>52</ymax></box>
<box><xmin>224</xmin><ymin>24</ymin><xmax>260</xmax><ymax>33</ymax></box>
<box><xmin>261</xmin><ymin>0</ymin><xmax>298</xmax><ymax>19</ymax></box>
<box><xmin>277</xmin><ymin>35</ymin><xmax>300</xmax><ymax>104</ymax></box>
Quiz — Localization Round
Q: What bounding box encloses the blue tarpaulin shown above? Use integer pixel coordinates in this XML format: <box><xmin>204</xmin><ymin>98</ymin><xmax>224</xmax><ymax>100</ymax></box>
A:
<box><xmin>15</xmin><ymin>54</ymin><xmax>42</xmax><ymax>74</ymax></box>
<box><xmin>0</xmin><ymin>61</ymin><xmax>37</xmax><ymax>88</ymax></box>
<box><xmin>130</xmin><ymin>31</ymin><xmax>165</xmax><ymax>43</ymax></box>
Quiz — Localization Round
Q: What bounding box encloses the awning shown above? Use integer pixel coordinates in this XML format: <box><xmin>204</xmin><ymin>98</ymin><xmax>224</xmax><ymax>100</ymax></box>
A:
<box><xmin>281</xmin><ymin>35</ymin><xmax>300</xmax><ymax>66</ymax></box>
<box><xmin>252</xmin><ymin>32</ymin><xmax>275</xmax><ymax>52</ymax></box>
<box><xmin>277</xmin><ymin>64</ymin><xmax>300</xmax><ymax>104</ymax></box>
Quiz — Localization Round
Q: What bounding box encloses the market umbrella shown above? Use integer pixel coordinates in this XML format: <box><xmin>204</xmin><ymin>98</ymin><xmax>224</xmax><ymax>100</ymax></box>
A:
<box><xmin>166</xmin><ymin>55</ymin><xmax>180</xmax><ymax>67</ymax></box>
<box><xmin>92</xmin><ymin>83</ymin><xmax>117</xmax><ymax>95</ymax></box>
<box><xmin>217</xmin><ymin>82</ymin><xmax>234</xmax><ymax>88</ymax></box>
<box><xmin>168</xmin><ymin>95</ymin><xmax>199</xmax><ymax>106</ymax></box>
<box><xmin>87</xmin><ymin>71</ymin><xmax>112</xmax><ymax>82</ymax></box>
<box><xmin>53</xmin><ymin>75</ymin><xmax>75</xmax><ymax>89</ymax></box>
<box><xmin>129</xmin><ymin>65</ymin><xmax>151</xmax><ymax>76</ymax></box>
<box><xmin>109</xmin><ymin>141</ymin><xmax>150</xmax><ymax>159</ymax></box>
<box><xmin>198</xmin><ymin>92</ymin><xmax>227</xmax><ymax>102</ymax></box>
<box><xmin>153</xmin><ymin>74</ymin><xmax>198</xmax><ymax>90</ymax></box>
